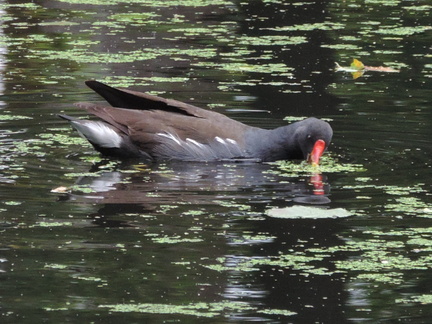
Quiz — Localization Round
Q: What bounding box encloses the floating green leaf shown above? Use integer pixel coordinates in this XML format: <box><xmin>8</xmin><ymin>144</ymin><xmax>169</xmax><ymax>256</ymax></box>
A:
<box><xmin>266</xmin><ymin>205</ymin><xmax>352</xmax><ymax>219</ymax></box>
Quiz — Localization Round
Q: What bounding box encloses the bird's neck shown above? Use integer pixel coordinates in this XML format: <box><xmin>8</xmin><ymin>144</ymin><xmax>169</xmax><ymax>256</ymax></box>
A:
<box><xmin>244</xmin><ymin>126</ymin><xmax>302</xmax><ymax>162</ymax></box>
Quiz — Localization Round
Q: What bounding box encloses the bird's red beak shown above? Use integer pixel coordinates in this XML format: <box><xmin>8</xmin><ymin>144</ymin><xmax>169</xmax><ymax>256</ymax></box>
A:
<box><xmin>308</xmin><ymin>139</ymin><xmax>326</xmax><ymax>166</ymax></box>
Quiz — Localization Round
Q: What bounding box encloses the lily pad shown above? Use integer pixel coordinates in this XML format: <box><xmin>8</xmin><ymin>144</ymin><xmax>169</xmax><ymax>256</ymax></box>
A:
<box><xmin>266</xmin><ymin>205</ymin><xmax>352</xmax><ymax>219</ymax></box>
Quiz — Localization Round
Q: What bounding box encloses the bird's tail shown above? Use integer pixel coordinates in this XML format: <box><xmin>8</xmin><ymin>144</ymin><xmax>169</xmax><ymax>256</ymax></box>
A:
<box><xmin>58</xmin><ymin>114</ymin><xmax>122</xmax><ymax>149</ymax></box>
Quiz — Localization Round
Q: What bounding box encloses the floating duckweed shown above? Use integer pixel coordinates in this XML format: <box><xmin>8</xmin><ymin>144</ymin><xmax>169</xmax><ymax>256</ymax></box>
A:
<box><xmin>182</xmin><ymin>210</ymin><xmax>206</xmax><ymax>216</ymax></box>
<box><xmin>168</xmin><ymin>26</ymin><xmax>233</xmax><ymax>36</ymax></box>
<box><xmin>205</xmin><ymin>253</ymin><xmax>329</xmax><ymax>274</ymax></box>
<box><xmin>146</xmin><ymin>76</ymin><xmax>189</xmax><ymax>83</ymax></box>
<box><xmin>321</xmin><ymin>44</ymin><xmax>362</xmax><ymax>50</ymax></box>
<box><xmin>151</xmin><ymin>235</ymin><xmax>203</xmax><ymax>244</ymax></box>
<box><xmin>28</xmin><ymin>45</ymin><xmax>218</xmax><ymax>64</ymax></box>
<box><xmin>109</xmin><ymin>12</ymin><xmax>160</xmax><ymax>23</ymax></box>
<box><xmin>342</xmin><ymin>183</ymin><xmax>426</xmax><ymax>197</ymax></box>
<box><xmin>403</xmin><ymin>5</ymin><xmax>432</xmax><ymax>11</ymax></box>
<box><xmin>284</xmin><ymin>116</ymin><xmax>333</xmax><ymax>122</ymax></box>
<box><xmin>53</xmin><ymin>0</ymin><xmax>232</xmax><ymax>6</ymax></box>
<box><xmin>236</xmin><ymin>35</ymin><xmax>308</xmax><ymax>46</ymax></box>
<box><xmin>32</xmin><ymin>222</ymin><xmax>73</xmax><ymax>227</ymax></box>
<box><xmin>214</xmin><ymin>200</ymin><xmax>251</xmax><ymax>211</ymax></box>
<box><xmin>79</xmin><ymin>155</ymin><xmax>104</xmax><ymax>164</ymax></box>
<box><xmin>356</xmin><ymin>272</ymin><xmax>404</xmax><ymax>285</ymax></box>
<box><xmin>355</xmin><ymin>177</ymin><xmax>372</xmax><ymax>182</ymax></box>
<box><xmin>65</xmin><ymin>172</ymin><xmax>100</xmax><ymax>178</ymax></box>
<box><xmin>70</xmin><ymin>184</ymin><xmax>97</xmax><ymax>193</ymax></box>
<box><xmin>193</xmin><ymin>61</ymin><xmax>294</xmax><ymax>75</ymax></box>
<box><xmin>385</xmin><ymin>196</ymin><xmax>432</xmax><ymax>217</ymax></box>
<box><xmin>44</xmin><ymin>263</ymin><xmax>68</xmax><ymax>269</ymax></box>
<box><xmin>272</xmin><ymin>156</ymin><xmax>366</xmax><ymax>175</ymax></box>
<box><xmin>265</xmin><ymin>22</ymin><xmax>345</xmax><ymax>31</ymax></box>
<box><xmin>396</xmin><ymin>294</ymin><xmax>432</xmax><ymax>304</ymax></box>
<box><xmin>230</xmin><ymin>233</ymin><xmax>277</xmax><ymax>244</ymax></box>
<box><xmin>4</xmin><ymin>201</ymin><xmax>22</xmax><ymax>206</ymax></box>
<box><xmin>99</xmin><ymin>301</ymin><xmax>255</xmax><ymax>317</ymax></box>
<box><xmin>406</xmin><ymin>238</ymin><xmax>432</xmax><ymax>247</ymax></box>
<box><xmin>38</xmin><ymin>133</ymin><xmax>89</xmax><ymax>146</ymax></box>
<box><xmin>258</xmin><ymin>309</ymin><xmax>297</xmax><ymax>316</ymax></box>
<box><xmin>99</xmin><ymin>303</ymin><xmax>216</xmax><ymax>317</ymax></box>
<box><xmin>67</xmin><ymin>39</ymin><xmax>100</xmax><ymax>46</ymax></box>
<box><xmin>44</xmin><ymin>307</ymin><xmax>69</xmax><ymax>312</ymax></box>
<box><xmin>38</xmin><ymin>21</ymin><xmax>81</xmax><ymax>27</ymax></box>
<box><xmin>384</xmin><ymin>184</ymin><xmax>426</xmax><ymax>195</ymax></box>
<box><xmin>373</xmin><ymin>26</ymin><xmax>431</xmax><ymax>36</ymax></box>
<box><xmin>99</xmin><ymin>76</ymin><xmax>151</xmax><ymax>88</ymax></box>
<box><xmin>27</xmin><ymin>49</ymin><xmax>159</xmax><ymax>64</ymax></box>
<box><xmin>0</xmin><ymin>114</ymin><xmax>32</xmax><ymax>121</ymax></box>
<box><xmin>331</xmin><ymin>236</ymin><xmax>432</xmax><ymax>276</ymax></box>
<box><xmin>283</xmin><ymin>116</ymin><xmax>308</xmax><ymax>122</ymax></box>
<box><xmin>365</xmin><ymin>0</ymin><xmax>400</xmax><ymax>6</ymax></box>
<box><xmin>339</xmin><ymin>35</ymin><xmax>362</xmax><ymax>41</ymax></box>
<box><xmin>77</xmin><ymin>276</ymin><xmax>107</xmax><ymax>283</ymax></box>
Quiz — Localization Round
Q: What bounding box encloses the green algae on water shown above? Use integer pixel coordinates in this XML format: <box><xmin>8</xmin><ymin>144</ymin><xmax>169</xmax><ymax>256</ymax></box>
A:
<box><xmin>0</xmin><ymin>114</ymin><xmax>32</xmax><ymax>121</ymax></box>
<box><xmin>53</xmin><ymin>0</ymin><xmax>233</xmax><ymax>6</ymax></box>
<box><xmin>373</xmin><ymin>26</ymin><xmax>431</xmax><ymax>36</ymax></box>
<box><xmin>397</xmin><ymin>294</ymin><xmax>432</xmax><ymax>304</ymax></box>
<box><xmin>151</xmin><ymin>235</ymin><xmax>203</xmax><ymax>244</ymax></box>
<box><xmin>31</xmin><ymin>221</ymin><xmax>73</xmax><ymax>228</ymax></box>
<box><xmin>99</xmin><ymin>301</ymin><xmax>256</xmax><ymax>317</ymax></box>
<box><xmin>258</xmin><ymin>309</ymin><xmax>297</xmax><ymax>316</ymax></box>
<box><xmin>44</xmin><ymin>263</ymin><xmax>69</xmax><ymax>270</ymax></box>
<box><xmin>271</xmin><ymin>156</ymin><xmax>366</xmax><ymax>175</ymax></box>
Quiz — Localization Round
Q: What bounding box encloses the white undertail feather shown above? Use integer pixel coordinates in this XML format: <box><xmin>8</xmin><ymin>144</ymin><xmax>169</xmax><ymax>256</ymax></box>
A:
<box><xmin>70</xmin><ymin>120</ymin><xmax>122</xmax><ymax>148</ymax></box>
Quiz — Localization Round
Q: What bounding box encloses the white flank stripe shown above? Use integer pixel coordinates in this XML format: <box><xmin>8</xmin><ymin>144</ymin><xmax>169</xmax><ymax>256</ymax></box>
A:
<box><xmin>186</xmin><ymin>138</ymin><xmax>204</xmax><ymax>147</ymax></box>
<box><xmin>215</xmin><ymin>136</ymin><xmax>225</xmax><ymax>144</ymax></box>
<box><xmin>156</xmin><ymin>132</ymin><xmax>182</xmax><ymax>146</ymax></box>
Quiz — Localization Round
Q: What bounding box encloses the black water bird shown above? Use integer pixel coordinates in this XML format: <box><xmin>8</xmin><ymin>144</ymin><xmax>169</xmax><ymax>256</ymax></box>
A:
<box><xmin>59</xmin><ymin>81</ymin><xmax>332</xmax><ymax>164</ymax></box>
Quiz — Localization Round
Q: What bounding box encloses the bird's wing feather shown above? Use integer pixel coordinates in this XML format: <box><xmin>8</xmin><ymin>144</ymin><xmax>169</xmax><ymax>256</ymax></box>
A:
<box><xmin>74</xmin><ymin>103</ymin><xmax>250</xmax><ymax>149</ymax></box>
<box><xmin>85</xmin><ymin>80</ymin><xmax>234</xmax><ymax>122</ymax></box>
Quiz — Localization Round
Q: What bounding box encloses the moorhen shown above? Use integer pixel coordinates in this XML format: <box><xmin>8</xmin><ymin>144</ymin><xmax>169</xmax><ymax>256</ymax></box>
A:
<box><xmin>59</xmin><ymin>81</ymin><xmax>332</xmax><ymax>164</ymax></box>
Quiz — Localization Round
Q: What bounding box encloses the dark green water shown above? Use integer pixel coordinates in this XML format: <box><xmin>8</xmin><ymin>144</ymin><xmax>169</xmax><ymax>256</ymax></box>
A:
<box><xmin>1</xmin><ymin>0</ymin><xmax>432</xmax><ymax>323</ymax></box>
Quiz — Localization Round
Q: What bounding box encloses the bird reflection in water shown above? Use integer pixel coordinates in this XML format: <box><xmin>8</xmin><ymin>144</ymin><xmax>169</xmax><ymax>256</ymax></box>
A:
<box><xmin>293</xmin><ymin>173</ymin><xmax>331</xmax><ymax>205</ymax></box>
<box><xmin>57</xmin><ymin>161</ymin><xmax>331</xmax><ymax>225</ymax></box>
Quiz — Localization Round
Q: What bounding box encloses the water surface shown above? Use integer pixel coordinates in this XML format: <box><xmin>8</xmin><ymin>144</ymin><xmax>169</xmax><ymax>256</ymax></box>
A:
<box><xmin>1</xmin><ymin>0</ymin><xmax>432</xmax><ymax>323</ymax></box>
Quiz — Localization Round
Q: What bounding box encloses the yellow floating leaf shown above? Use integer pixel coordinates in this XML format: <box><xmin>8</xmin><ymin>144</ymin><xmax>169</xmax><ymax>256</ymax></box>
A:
<box><xmin>352</xmin><ymin>71</ymin><xmax>364</xmax><ymax>79</ymax></box>
<box><xmin>350</xmin><ymin>58</ymin><xmax>365</xmax><ymax>70</ymax></box>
